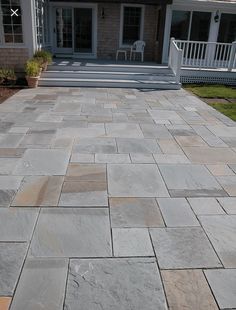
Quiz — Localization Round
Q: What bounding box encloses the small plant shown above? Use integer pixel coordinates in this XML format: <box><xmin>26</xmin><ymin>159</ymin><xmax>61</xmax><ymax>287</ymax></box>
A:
<box><xmin>33</xmin><ymin>50</ymin><xmax>52</xmax><ymax>64</ymax></box>
<box><xmin>0</xmin><ymin>68</ymin><xmax>16</xmax><ymax>85</ymax></box>
<box><xmin>25</xmin><ymin>59</ymin><xmax>41</xmax><ymax>77</ymax></box>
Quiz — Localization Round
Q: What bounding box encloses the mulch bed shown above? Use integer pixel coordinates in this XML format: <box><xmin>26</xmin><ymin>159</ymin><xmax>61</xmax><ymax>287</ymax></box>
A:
<box><xmin>0</xmin><ymin>87</ymin><xmax>20</xmax><ymax>104</ymax></box>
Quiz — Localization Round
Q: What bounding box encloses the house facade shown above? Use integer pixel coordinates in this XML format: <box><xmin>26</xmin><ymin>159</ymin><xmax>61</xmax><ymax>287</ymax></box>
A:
<box><xmin>0</xmin><ymin>0</ymin><xmax>235</xmax><ymax>69</ymax></box>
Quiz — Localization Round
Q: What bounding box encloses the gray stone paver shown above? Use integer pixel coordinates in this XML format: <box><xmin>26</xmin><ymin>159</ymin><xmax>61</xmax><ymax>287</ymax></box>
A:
<box><xmin>0</xmin><ymin>87</ymin><xmax>236</xmax><ymax>308</ymax></box>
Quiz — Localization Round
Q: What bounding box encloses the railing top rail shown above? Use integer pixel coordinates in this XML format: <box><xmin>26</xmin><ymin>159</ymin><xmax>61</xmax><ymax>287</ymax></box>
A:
<box><xmin>174</xmin><ymin>39</ymin><xmax>233</xmax><ymax>46</ymax></box>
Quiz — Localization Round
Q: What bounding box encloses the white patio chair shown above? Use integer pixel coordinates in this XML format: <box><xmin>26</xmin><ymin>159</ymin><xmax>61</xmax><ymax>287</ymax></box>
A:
<box><xmin>130</xmin><ymin>40</ymin><xmax>146</xmax><ymax>62</ymax></box>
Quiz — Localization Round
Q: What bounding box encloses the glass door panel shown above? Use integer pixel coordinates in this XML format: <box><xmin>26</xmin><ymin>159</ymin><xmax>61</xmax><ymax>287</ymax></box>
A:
<box><xmin>74</xmin><ymin>8</ymin><xmax>92</xmax><ymax>53</ymax></box>
<box><xmin>54</xmin><ymin>8</ymin><xmax>73</xmax><ymax>53</ymax></box>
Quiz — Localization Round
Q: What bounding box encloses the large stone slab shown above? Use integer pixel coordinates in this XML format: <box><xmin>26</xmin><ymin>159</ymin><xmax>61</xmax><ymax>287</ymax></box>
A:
<box><xmin>110</xmin><ymin>197</ymin><xmax>164</xmax><ymax>228</ymax></box>
<box><xmin>150</xmin><ymin>227</ymin><xmax>221</xmax><ymax>269</ymax></box>
<box><xmin>0</xmin><ymin>134</ymin><xmax>24</xmax><ymax>147</ymax></box>
<box><xmin>0</xmin><ymin>297</ymin><xmax>11</xmax><ymax>310</ymax></box>
<box><xmin>108</xmin><ymin>164</ymin><xmax>169</xmax><ymax>197</ymax></box>
<box><xmin>0</xmin><ymin>176</ymin><xmax>23</xmax><ymax>207</ymax></box>
<box><xmin>66</xmin><ymin>164</ymin><xmax>106</xmax><ymax>182</ymax></box>
<box><xmin>199</xmin><ymin>215</ymin><xmax>236</xmax><ymax>267</ymax></box>
<box><xmin>95</xmin><ymin>153</ymin><xmax>130</xmax><ymax>163</ymax></box>
<box><xmin>59</xmin><ymin>181</ymin><xmax>108</xmax><ymax>207</ymax></box>
<box><xmin>0</xmin><ymin>158</ymin><xmax>19</xmax><ymax>175</ymax></box>
<box><xmin>64</xmin><ymin>258</ymin><xmax>167</xmax><ymax>310</ymax></box>
<box><xmin>188</xmin><ymin>197</ymin><xmax>225</xmax><ymax>215</ymax></box>
<box><xmin>73</xmin><ymin>138</ymin><xmax>117</xmax><ymax>154</ymax></box>
<box><xmin>30</xmin><ymin>208</ymin><xmax>112</xmax><ymax>257</ymax></box>
<box><xmin>12</xmin><ymin>176</ymin><xmax>64</xmax><ymax>207</ymax></box>
<box><xmin>162</xmin><ymin>270</ymin><xmax>218</xmax><ymax>310</ymax></box>
<box><xmin>116</xmin><ymin>138</ymin><xmax>161</xmax><ymax>153</ymax></box>
<box><xmin>105</xmin><ymin>123</ymin><xmax>144</xmax><ymax>138</ymax></box>
<box><xmin>14</xmin><ymin>149</ymin><xmax>70</xmax><ymax>175</ymax></box>
<box><xmin>216</xmin><ymin>176</ymin><xmax>236</xmax><ymax>196</ymax></box>
<box><xmin>148</xmin><ymin>110</ymin><xmax>183</xmax><ymax>123</ymax></box>
<box><xmin>217</xmin><ymin>197</ymin><xmax>236</xmax><ymax>214</ymax></box>
<box><xmin>204</xmin><ymin>269</ymin><xmax>236</xmax><ymax>309</ymax></box>
<box><xmin>175</xmin><ymin>135</ymin><xmax>207</xmax><ymax>147</ymax></box>
<box><xmin>10</xmin><ymin>258</ymin><xmax>68</xmax><ymax>310</ymax></box>
<box><xmin>159</xmin><ymin>164</ymin><xmax>226</xmax><ymax>197</ymax></box>
<box><xmin>112</xmin><ymin>228</ymin><xmax>154</xmax><ymax>257</ymax></box>
<box><xmin>0</xmin><ymin>208</ymin><xmax>38</xmax><ymax>241</ymax></box>
<box><xmin>0</xmin><ymin>243</ymin><xmax>27</xmax><ymax>295</ymax></box>
<box><xmin>183</xmin><ymin>146</ymin><xmax>236</xmax><ymax>164</ymax></box>
<box><xmin>157</xmin><ymin>198</ymin><xmax>199</xmax><ymax>226</ymax></box>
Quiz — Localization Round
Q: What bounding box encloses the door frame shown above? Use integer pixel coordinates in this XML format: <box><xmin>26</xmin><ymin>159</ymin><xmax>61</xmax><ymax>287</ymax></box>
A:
<box><xmin>50</xmin><ymin>2</ymin><xmax>97</xmax><ymax>58</ymax></box>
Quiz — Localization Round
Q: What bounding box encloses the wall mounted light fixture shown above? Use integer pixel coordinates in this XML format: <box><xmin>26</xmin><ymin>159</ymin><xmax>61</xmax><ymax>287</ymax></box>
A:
<box><xmin>214</xmin><ymin>10</ymin><xmax>220</xmax><ymax>23</ymax></box>
<box><xmin>101</xmin><ymin>7</ymin><xmax>105</xmax><ymax>19</ymax></box>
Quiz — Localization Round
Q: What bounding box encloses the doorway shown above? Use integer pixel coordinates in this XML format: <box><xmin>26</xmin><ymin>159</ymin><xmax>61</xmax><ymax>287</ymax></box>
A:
<box><xmin>53</xmin><ymin>5</ymin><xmax>97</xmax><ymax>57</ymax></box>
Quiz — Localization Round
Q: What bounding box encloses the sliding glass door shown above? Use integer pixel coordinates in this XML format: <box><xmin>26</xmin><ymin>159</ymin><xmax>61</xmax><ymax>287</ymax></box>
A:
<box><xmin>74</xmin><ymin>8</ymin><xmax>93</xmax><ymax>53</ymax></box>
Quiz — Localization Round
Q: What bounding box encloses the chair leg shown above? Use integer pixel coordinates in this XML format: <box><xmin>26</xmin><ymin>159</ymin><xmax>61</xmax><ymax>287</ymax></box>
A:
<box><xmin>141</xmin><ymin>52</ymin><xmax>143</xmax><ymax>62</ymax></box>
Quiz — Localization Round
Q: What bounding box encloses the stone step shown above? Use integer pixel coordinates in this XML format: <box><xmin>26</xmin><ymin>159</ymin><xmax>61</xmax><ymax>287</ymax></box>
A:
<box><xmin>38</xmin><ymin>77</ymin><xmax>181</xmax><ymax>90</ymax></box>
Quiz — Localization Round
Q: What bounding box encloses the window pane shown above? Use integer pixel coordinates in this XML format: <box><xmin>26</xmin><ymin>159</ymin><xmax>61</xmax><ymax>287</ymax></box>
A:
<box><xmin>1</xmin><ymin>0</ymin><xmax>23</xmax><ymax>44</ymax></box>
<box><xmin>170</xmin><ymin>11</ymin><xmax>190</xmax><ymax>40</ymax></box>
<box><xmin>218</xmin><ymin>13</ymin><xmax>236</xmax><ymax>43</ymax></box>
<box><xmin>190</xmin><ymin>11</ymin><xmax>211</xmax><ymax>41</ymax></box>
<box><xmin>123</xmin><ymin>6</ymin><xmax>142</xmax><ymax>45</ymax></box>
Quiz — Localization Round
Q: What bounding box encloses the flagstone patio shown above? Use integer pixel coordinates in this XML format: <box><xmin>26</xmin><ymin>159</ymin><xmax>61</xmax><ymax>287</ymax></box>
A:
<box><xmin>0</xmin><ymin>87</ymin><xmax>236</xmax><ymax>309</ymax></box>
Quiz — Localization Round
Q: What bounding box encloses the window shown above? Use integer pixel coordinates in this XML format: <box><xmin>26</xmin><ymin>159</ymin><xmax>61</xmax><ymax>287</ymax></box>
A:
<box><xmin>170</xmin><ymin>10</ymin><xmax>211</xmax><ymax>42</ymax></box>
<box><xmin>0</xmin><ymin>0</ymin><xmax>23</xmax><ymax>44</ymax></box>
<box><xmin>35</xmin><ymin>0</ymin><xmax>50</xmax><ymax>48</ymax></box>
<box><xmin>218</xmin><ymin>13</ymin><xmax>236</xmax><ymax>43</ymax></box>
<box><xmin>121</xmin><ymin>5</ymin><xmax>143</xmax><ymax>45</ymax></box>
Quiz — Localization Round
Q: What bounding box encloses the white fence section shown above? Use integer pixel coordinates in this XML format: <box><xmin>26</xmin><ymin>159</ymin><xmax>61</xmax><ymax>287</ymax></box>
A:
<box><xmin>174</xmin><ymin>39</ymin><xmax>236</xmax><ymax>71</ymax></box>
<box><xmin>168</xmin><ymin>38</ymin><xmax>183</xmax><ymax>83</ymax></box>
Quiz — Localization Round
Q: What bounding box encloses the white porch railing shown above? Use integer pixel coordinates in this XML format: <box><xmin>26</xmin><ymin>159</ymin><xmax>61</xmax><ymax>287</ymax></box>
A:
<box><xmin>168</xmin><ymin>38</ymin><xmax>183</xmax><ymax>83</ymax></box>
<box><xmin>174</xmin><ymin>39</ymin><xmax>236</xmax><ymax>71</ymax></box>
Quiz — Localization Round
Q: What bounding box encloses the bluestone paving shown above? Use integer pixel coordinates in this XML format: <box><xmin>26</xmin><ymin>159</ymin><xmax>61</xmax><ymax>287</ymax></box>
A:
<box><xmin>0</xmin><ymin>87</ymin><xmax>236</xmax><ymax>308</ymax></box>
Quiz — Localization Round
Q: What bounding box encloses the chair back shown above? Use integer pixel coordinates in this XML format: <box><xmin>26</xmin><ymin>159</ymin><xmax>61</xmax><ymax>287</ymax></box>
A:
<box><xmin>133</xmin><ymin>40</ymin><xmax>146</xmax><ymax>52</ymax></box>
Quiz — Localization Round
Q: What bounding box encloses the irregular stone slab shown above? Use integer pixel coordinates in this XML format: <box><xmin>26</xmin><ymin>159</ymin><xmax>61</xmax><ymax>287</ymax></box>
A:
<box><xmin>206</xmin><ymin>164</ymin><xmax>235</xmax><ymax>176</ymax></box>
<box><xmin>14</xmin><ymin>149</ymin><xmax>70</xmax><ymax>175</ymax></box>
<box><xmin>73</xmin><ymin>138</ymin><xmax>117</xmax><ymax>154</ymax></box>
<box><xmin>110</xmin><ymin>197</ymin><xmax>164</xmax><ymax>228</ymax></box>
<box><xmin>140</xmin><ymin>124</ymin><xmax>171</xmax><ymax>139</ymax></box>
<box><xmin>113</xmin><ymin>228</ymin><xmax>154</xmax><ymax>257</ymax></box>
<box><xmin>0</xmin><ymin>243</ymin><xmax>27</xmax><ymax>295</ymax></box>
<box><xmin>162</xmin><ymin>270</ymin><xmax>218</xmax><ymax>310</ymax></box>
<box><xmin>192</xmin><ymin>125</ymin><xmax>228</xmax><ymax>147</ymax></box>
<box><xmin>204</xmin><ymin>269</ymin><xmax>236</xmax><ymax>309</ymax></box>
<box><xmin>105</xmin><ymin>123</ymin><xmax>144</xmax><ymax>138</ymax></box>
<box><xmin>95</xmin><ymin>153</ymin><xmax>130</xmax><ymax>163</ymax></box>
<box><xmin>30</xmin><ymin>208</ymin><xmax>112</xmax><ymax>257</ymax></box>
<box><xmin>188</xmin><ymin>197</ymin><xmax>225</xmax><ymax>215</ymax></box>
<box><xmin>153</xmin><ymin>154</ymin><xmax>190</xmax><ymax>164</ymax></box>
<box><xmin>0</xmin><ymin>134</ymin><xmax>24</xmax><ymax>147</ymax></box>
<box><xmin>71</xmin><ymin>153</ymin><xmax>94</xmax><ymax>163</ymax></box>
<box><xmin>108</xmin><ymin>164</ymin><xmax>169</xmax><ymax>197</ymax></box>
<box><xmin>207</xmin><ymin>125</ymin><xmax>236</xmax><ymax>138</ymax></box>
<box><xmin>57</xmin><ymin>127</ymin><xmax>105</xmax><ymax>139</ymax></box>
<box><xmin>130</xmin><ymin>153</ymin><xmax>155</xmax><ymax>163</ymax></box>
<box><xmin>159</xmin><ymin>164</ymin><xmax>226</xmax><ymax>197</ymax></box>
<box><xmin>217</xmin><ymin>197</ymin><xmax>236</xmax><ymax>214</ymax></box>
<box><xmin>157</xmin><ymin>139</ymin><xmax>184</xmax><ymax>154</ymax></box>
<box><xmin>10</xmin><ymin>258</ymin><xmax>68</xmax><ymax>310</ymax></box>
<box><xmin>150</xmin><ymin>227</ymin><xmax>221</xmax><ymax>269</ymax></box>
<box><xmin>157</xmin><ymin>198</ymin><xmax>199</xmax><ymax>226</ymax></box>
<box><xmin>64</xmin><ymin>258</ymin><xmax>167</xmax><ymax>310</ymax></box>
<box><xmin>175</xmin><ymin>135</ymin><xmax>207</xmax><ymax>147</ymax></box>
<box><xmin>59</xmin><ymin>181</ymin><xmax>108</xmax><ymax>207</ymax></box>
<box><xmin>199</xmin><ymin>215</ymin><xmax>236</xmax><ymax>267</ymax></box>
<box><xmin>19</xmin><ymin>134</ymin><xmax>54</xmax><ymax>147</ymax></box>
<box><xmin>0</xmin><ymin>208</ymin><xmax>38</xmax><ymax>241</ymax></box>
<box><xmin>216</xmin><ymin>176</ymin><xmax>236</xmax><ymax>196</ymax></box>
<box><xmin>148</xmin><ymin>110</ymin><xmax>183</xmax><ymax>123</ymax></box>
<box><xmin>0</xmin><ymin>297</ymin><xmax>11</xmax><ymax>310</ymax></box>
<box><xmin>116</xmin><ymin>138</ymin><xmax>161</xmax><ymax>153</ymax></box>
<box><xmin>12</xmin><ymin>176</ymin><xmax>64</xmax><ymax>207</ymax></box>
<box><xmin>66</xmin><ymin>164</ymin><xmax>106</xmax><ymax>182</ymax></box>
<box><xmin>0</xmin><ymin>148</ymin><xmax>25</xmax><ymax>158</ymax></box>
<box><xmin>183</xmin><ymin>146</ymin><xmax>236</xmax><ymax>164</ymax></box>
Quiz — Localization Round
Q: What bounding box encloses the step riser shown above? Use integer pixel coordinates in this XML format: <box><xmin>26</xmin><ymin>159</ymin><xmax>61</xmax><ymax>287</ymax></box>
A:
<box><xmin>47</xmin><ymin>65</ymin><xmax>172</xmax><ymax>74</ymax></box>
<box><xmin>38</xmin><ymin>80</ymin><xmax>181</xmax><ymax>90</ymax></box>
<box><xmin>41</xmin><ymin>72</ymin><xmax>176</xmax><ymax>82</ymax></box>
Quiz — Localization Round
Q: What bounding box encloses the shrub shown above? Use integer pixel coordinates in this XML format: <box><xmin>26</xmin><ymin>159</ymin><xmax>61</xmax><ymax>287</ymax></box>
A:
<box><xmin>25</xmin><ymin>59</ymin><xmax>41</xmax><ymax>77</ymax></box>
<box><xmin>0</xmin><ymin>68</ymin><xmax>16</xmax><ymax>85</ymax></box>
<box><xmin>33</xmin><ymin>50</ymin><xmax>52</xmax><ymax>64</ymax></box>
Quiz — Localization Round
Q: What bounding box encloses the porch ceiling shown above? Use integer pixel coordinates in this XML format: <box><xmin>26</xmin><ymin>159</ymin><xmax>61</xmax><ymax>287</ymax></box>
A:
<box><xmin>49</xmin><ymin>0</ymin><xmax>172</xmax><ymax>5</ymax></box>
